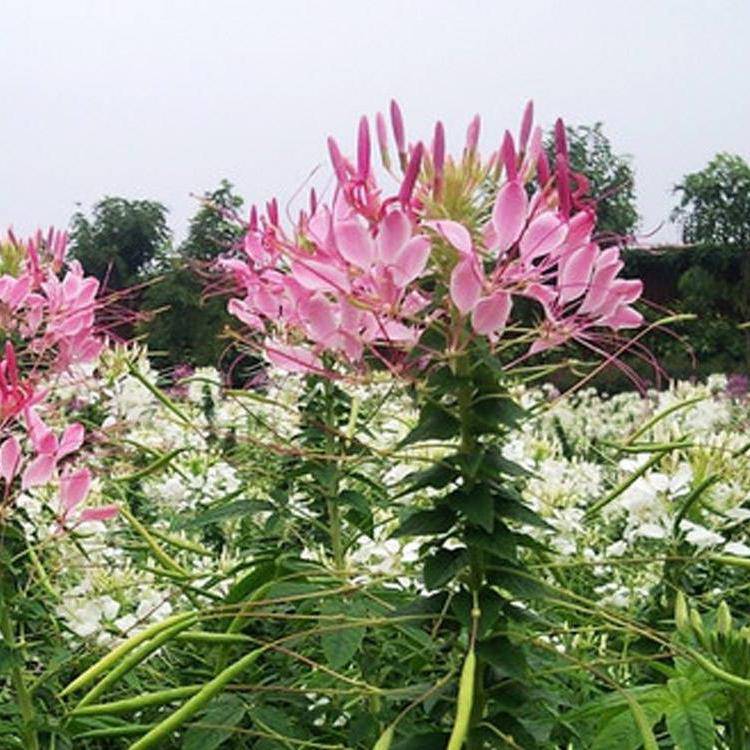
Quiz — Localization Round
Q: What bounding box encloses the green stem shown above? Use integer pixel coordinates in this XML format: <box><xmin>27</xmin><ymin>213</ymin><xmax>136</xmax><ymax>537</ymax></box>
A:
<box><xmin>456</xmin><ymin>357</ymin><xmax>485</xmax><ymax>749</ymax></box>
<box><xmin>323</xmin><ymin>379</ymin><xmax>344</xmax><ymax>572</ymax></box>
<box><xmin>0</xmin><ymin>594</ymin><xmax>39</xmax><ymax>750</ymax></box>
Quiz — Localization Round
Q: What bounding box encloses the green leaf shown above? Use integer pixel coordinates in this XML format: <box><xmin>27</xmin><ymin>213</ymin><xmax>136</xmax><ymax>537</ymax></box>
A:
<box><xmin>476</xmin><ymin>636</ymin><xmax>527</xmax><ymax>679</ymax></box>
<box><xmin>489</xmin><ymin>563</ymin><xmax>548</xmax><ymax>599</ymax></box>
<box><xmin>469</xmin><ymin>394</ymin><xmax>526</xmax><ymax>435</ymax></box>
<box><xmin>494</xmin><ymin>489</ymin><xmax>552</xmax><ymax>529</ymax></box>
<box><xmin>480</xmin><ymin>446</ymin><xmax>531</xmax><ymax>478</ymax></box>
<box><xmin>175</xmin><ymin>499</ymin><xmax>269</xmax><ymax>530</ymax></box>
<box><xmin>320</xmin><ymin>599</ymin><xmax>367</xmax><ymax>669</ymax></box>
<box><xmin>393</xmin><ymin>733</ymin><xmax>448</xmax><ymax>750</ymax></box>
<box><xmin>666</xmin><ymin>679</ymin><xmax>715</xmax><ymax>750</ymax></box>
<box><xmin>182</xmin><ymin>694</ymin><xmax>246</xmax><ymax>750</ymax></box>
<box><xmin>340</xmin><ymin>489</ymin><xmax>374</xmax><ymax>536</ymax></box>
<box><xmin>464</xmin><ymin>523</ymin><xmax>518</xmax><ymax>558</ymax></box>
<box><xmin>395</xmin><ymin>461</ymin><xmax>458</xmax><ymax>498</ymax></box>
<box><xmin>249</xmin><ymin>704</ymin><xmax>304</xmax><ymax>740</ymax></box>
<box><xmin>448</xmin><ymin>485</ymin><xmax>494</xmax><ymax>532</ymax></box>
<box><xmin>449</xmin><ymin>588</ymin><xmax>504</xmax><ymax>637</ymax></box>
<box><xmin>399</xmin><ymin>402</ymin><xmax>459</xmax><ymax>447</ymax></box>
<box><xmin>592</xmin><ymin>698</ymin><xmax>663</xmax><ymax>750</ymax></box>
<box><xmin>393</xmin><ymin>507</ymin><xmax>456</xmax><ymax>537</ymax></box>
<box><xmin>423</xmin><ymin>548</ymin><xmax>468</xmax><ymax>590</ymax></box>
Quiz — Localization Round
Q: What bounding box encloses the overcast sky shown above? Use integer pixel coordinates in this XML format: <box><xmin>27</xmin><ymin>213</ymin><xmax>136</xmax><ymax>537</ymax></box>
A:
<box><xmin>1</xmin><ymin>0</ymin><xmax>748</xmax><ymax>244</ymax></box>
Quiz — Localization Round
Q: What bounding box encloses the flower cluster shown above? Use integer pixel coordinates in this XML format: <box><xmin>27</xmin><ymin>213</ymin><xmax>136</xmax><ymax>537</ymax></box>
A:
<box><xmin>0</xmin><ymin>229</ymin><xmax>115</xmax><ymax>530</ymax></box>
<box><xmin>224</xmin><ymin>102</ymin><xmax>643</xmax><ymax>374</ymax></box>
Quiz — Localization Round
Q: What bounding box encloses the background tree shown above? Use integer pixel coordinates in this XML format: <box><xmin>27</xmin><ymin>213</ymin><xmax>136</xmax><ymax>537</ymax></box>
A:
<box><xmin>672</xmin><ymin>153</ymin><xmax>750</xmax><ymax>246</ymax></box>
<box><xmin>139</xmin><ymin>181</ymin><xmax>244</xmax><ymax>371</ymax></box>
<box><xmin>547</xmin><ymin>122</ymin><xmax>639</xmax><ymax>239</ymax></box>
<box><xmin>69</xmin><ymin>197</ymin><xmax>171</xmax><ymax>290</ymax></box>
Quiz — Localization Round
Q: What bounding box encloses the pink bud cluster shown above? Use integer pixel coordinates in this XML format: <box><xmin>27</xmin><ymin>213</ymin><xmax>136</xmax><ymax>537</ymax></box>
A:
<box><xmin>224</xmin><ymin>101</ymin><xmax>643</xmax><ymax>375</ymax></box>
<box><xmin>0</xmin><ymin>230</ymin><xmax>116</xmax><ymax>531</ymax></box>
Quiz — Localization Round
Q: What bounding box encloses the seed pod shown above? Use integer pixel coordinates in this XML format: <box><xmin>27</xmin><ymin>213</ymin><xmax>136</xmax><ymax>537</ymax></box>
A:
<box><xmin>717</xmin><ymin>600</ymin><xmax>733</xmax><ymax>636</ymax></box>
<box><xmin>372</xmin><ymin>724</ymin><xmax>394</xmax><ymax>750</ymax></box>
<box><xmin>447</xmin><ymin>648</ymin><xmax>477</xmax><ymax>750</ymax></box>
<box><xmin>674</xmin><ymin>592</ymin><xmax>690</xmax><ymax>632</ymax></box>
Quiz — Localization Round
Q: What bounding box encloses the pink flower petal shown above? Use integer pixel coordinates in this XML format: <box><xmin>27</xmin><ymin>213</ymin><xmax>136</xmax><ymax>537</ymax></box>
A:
<box><xmin>492</xmin><ymin>180</ymin><xmax>528</xmax><ymax>253</ymax></box>
<box><xmin>335</xmin><ymin>220</ymin><xmax>375</xmax><ymax>270</ymax></box>
<box><xmin>598</xmin><ymin>305</ymin><xmax>643</xmax><ymax>330</ymax></box>
<box><xmin>291</xmin><ymin>258</ymin><xmax>351</xmax><ymax>294</ymax></box>
<box><xmin>60</xmin><ymin>467</ymin><xmax>91</xmax><ymax>513</ymax></box>
<box><xmin>472</xmin><ymin>292</ymin><xmax>512</xmax><ymax>336</ymax></box>
<box><xmin>58</xmin><ymin>423</ymin><xmax>85</xmax><ymax>459</ymax></box>
<box><xmin>78</xmin><ymin>505</ymin><xmax>119</xmax><ymax>524</ymax></box>
<box><xmin>391</xmin><ymin>236</ymin><xmax>431</xmax><ymax>286</ymax></box>
<box><xmin>450</xmin><ymin>258</ymin><xmax>483</xmax><ymax>315</ymax></box>
<box><xmin>519</xmin><ymin>212</ymin><xmax>568</xmax><ymax>260</ymax></box>
<box><xmin>578</xmin><ymin>262</ymin><xmax>623</xmax><ymax>315</ymax></box>
<box><xmin>0</xmin><ymin>436</ymin><xmax>21</xmax><ymax>484</ymax></box>
<box><xmin>265</xmin><ymin>341</ymin><xmax>323</xmax><ymax>374</ymax></box>
<box><xmin>377</xmin><ymin>210</ymin><xmax>411</xmax><ymax>264</ymax></box>
<box><xmin>22</xmin><ymin>454</ymin><xmax>56</xmax><ymax>489</ymax></box>
<box><xmin>425</xmin><ymin>220</ymin><xmax>472</xmax><ymax>255</ymax></box>
<box><xmin>559</xmin><ymin>243</ymin><xmax>598</xmax><ymax>304</ymax></box>
<box><xmin>300</xmin><ymin>295</ymin><xmax>338</xmax><ymax>343</ymax></box>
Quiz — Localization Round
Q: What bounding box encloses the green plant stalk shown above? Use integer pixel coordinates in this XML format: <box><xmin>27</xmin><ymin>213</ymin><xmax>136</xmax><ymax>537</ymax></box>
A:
<box><xmin>0</xmin><ymin>595</ymin><xmax>39</xmax><ymax>750</ymax></box>
<box><xmin>324</xmin><ymin>378</ymin><xmax>344</xmax><ymax>572</ymax></box>
<box><xmin>456</xmin><ymin>357</ymin><xmax>485</xmax><ymax>749</ymax></box>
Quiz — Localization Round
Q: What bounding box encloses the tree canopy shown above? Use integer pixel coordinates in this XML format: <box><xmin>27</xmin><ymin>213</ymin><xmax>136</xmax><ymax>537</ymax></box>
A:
<box><xmin>69</xmin><ymin>197</ymin><xmax>171</xmax><ymax>290</ymax></box>
<box><xmin>672</xmin><ymin>153</ymin><xmax>750</xmax><ymax>246</ymax></box>
<box><xmin>139</xmin><ymin>181</ymin><xmax>244</xmax><ymax>369</ymax></box>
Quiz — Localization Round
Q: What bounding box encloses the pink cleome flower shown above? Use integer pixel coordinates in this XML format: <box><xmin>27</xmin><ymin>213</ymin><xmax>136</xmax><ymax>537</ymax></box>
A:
<box><xmin>224</xmin><ymin>101</ymin><xmax>643</xmax><ymax>375</ymax></box>
<box><xmin>0</xmin><ymin>229</ymin><xmax>116</xmax><ymax>531</ymax></box>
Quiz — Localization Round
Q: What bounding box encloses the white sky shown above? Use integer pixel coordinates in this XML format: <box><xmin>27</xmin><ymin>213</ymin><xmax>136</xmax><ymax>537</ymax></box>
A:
<box><xmin>1</xmin><ymin>0</ymin><xmax>748</xmax><ymax>244</ymax></box>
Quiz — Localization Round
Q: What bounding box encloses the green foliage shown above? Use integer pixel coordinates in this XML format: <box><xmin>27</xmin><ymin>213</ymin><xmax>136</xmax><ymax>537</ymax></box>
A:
<box><xmin>180</xmin><ymin>180</ymin><xmax>244</xmax><ymax>261</ymax></box>
<box><xmin>620</xmin><ymin>243</ymin><xmax>750</xmax><ymax>379</ymax></box>
<box><xmin>672</xmin><ymin>153</ymin><xmax>750</xmax><ymax>246</ymax></box>
<box><xmin>138</xmin><ymin>263</ymin><xmax>230</xmax><ymax>369</ymax></box>
<box><xmin>547</xmin><ymin>122</ymin><xmax>639</xmax><ymax>238</ymax></box>
<box><xmin>69</xmin><ymin>197</ymin><xmax>171</xmax><ymax>289</ymax></box>
<box><xmin>139</xmin><ymin>181</ymin><xmax>244</xmax><ymax>370</ymax></box>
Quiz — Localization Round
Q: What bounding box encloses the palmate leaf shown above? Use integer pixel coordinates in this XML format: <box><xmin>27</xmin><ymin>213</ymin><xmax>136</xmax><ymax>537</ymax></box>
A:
<box><xmin>592</xmin><ymin>697</ymin><xmax>664</xmax><ymax>750</ymax></box>
<box><xmin>665</xmin><ymin>678</ymin><xmax>715</xmax><ymax>750</ymax></box>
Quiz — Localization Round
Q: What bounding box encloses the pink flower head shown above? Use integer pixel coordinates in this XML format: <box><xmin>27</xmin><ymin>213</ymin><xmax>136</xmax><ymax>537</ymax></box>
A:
<box><xmin>223</xmin><ymin>100</ymin><xmax>643</xmax><ymax>377</ymax></box>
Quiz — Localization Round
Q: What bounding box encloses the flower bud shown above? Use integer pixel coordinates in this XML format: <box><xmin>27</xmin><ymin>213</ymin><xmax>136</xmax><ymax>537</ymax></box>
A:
<box><xmin>717</xmin><ymin>600</ymin><xmax>733</xmax><ymax>636</ymax></box>
<box><xmin>674</xmin><ymin>592</ymin><xmax>690</xmax><ymax>632</ymax></box>
<box><xmin>690</xmin><ymin>609</ymin><xmax>705</xmax><ymax>640</ymax></box>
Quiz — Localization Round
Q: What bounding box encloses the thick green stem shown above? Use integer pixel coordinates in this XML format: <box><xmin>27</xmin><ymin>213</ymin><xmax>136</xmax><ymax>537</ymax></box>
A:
<box><xmin>0</xmin><ymin>594</ymin><xmax>39</xmax><ymax>750</ymax></box>
<box><xmin>456</xmin><ymin>358</ymin><xmax>486</xmax><ymax>748</ymax></box>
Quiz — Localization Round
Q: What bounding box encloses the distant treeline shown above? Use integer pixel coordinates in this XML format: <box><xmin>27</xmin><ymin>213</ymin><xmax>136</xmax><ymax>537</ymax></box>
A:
<box><xmin>617</xmin><ymin>243</ymin><xmax>750</xmax><ymax>385</ymax></box>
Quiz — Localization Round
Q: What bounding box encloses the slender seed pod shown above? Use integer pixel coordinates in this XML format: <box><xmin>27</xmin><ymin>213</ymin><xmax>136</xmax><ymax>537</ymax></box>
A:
<box><xmin>372</xmin><ymin>724</ymin><xmax>395</xmax><ymax>750</ymax></box>
<box><xmin>446</xmin><ymin>649</ymin><xmax>476</xmax><ymax>750</ymax></box>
